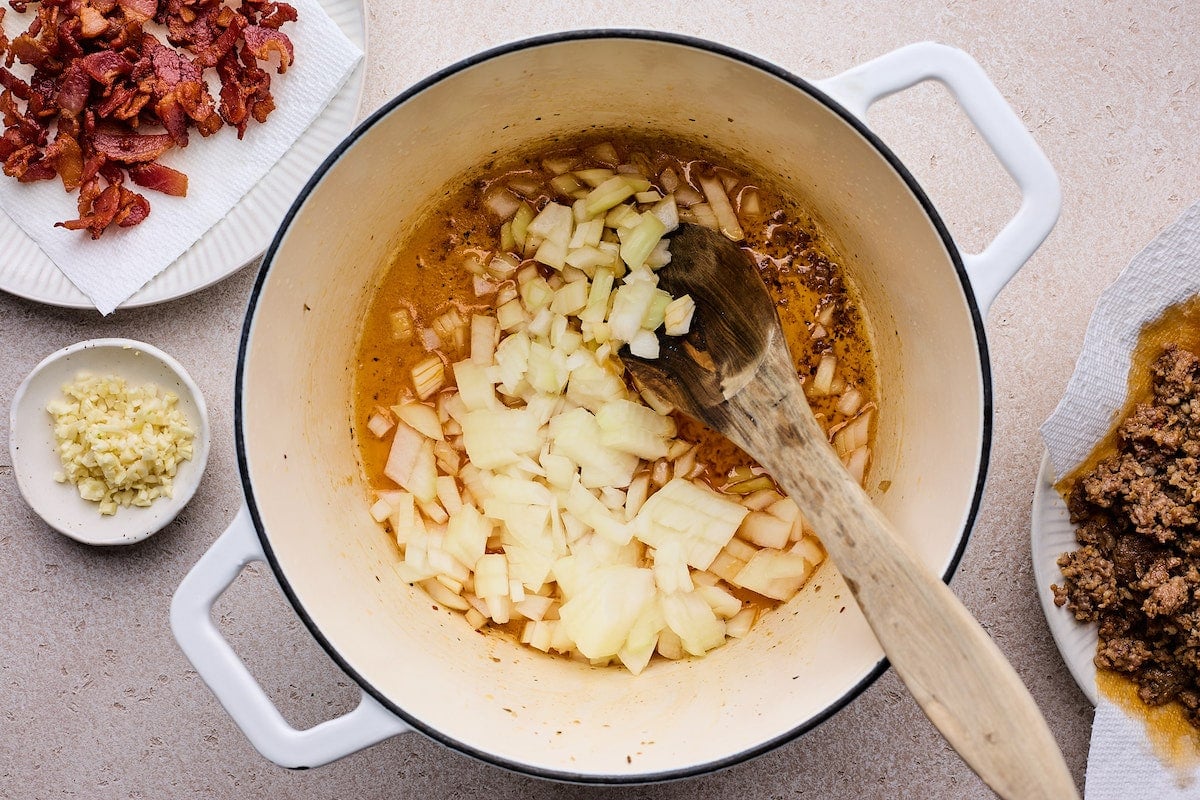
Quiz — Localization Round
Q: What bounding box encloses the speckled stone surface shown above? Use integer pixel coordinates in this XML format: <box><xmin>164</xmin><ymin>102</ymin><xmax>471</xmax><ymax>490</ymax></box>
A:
<box><xmin>2</xmin><ymin>2</ymin><xmax>1197</xmax><ymax>798</ymax></box>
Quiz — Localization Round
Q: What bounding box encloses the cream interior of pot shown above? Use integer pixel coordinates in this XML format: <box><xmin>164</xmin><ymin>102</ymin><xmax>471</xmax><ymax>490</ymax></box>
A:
<box><xmin>241</xmin><ymin>37</ymin><xmax>985</xmax><ymax>778</ymax></box>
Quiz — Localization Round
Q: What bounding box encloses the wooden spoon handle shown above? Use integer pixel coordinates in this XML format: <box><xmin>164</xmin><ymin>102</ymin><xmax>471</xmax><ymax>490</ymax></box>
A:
<box><xmin>724</xmin><ymin>343</ymin><xmax>1078</xmax><ymax>800</ymax></box>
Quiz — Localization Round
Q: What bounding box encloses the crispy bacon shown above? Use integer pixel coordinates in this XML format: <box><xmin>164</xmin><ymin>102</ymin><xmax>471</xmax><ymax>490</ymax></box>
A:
<box><xmin>2</xmin><ymin>0</ymin><xmax>296</xmax><ymax>236</ymax></box>
<box><xmin>0</xmin><ymin>66</ymin><xmax>31</xmax><ymax>99</ymax></box>
<box><xmin>114</xmin><ymin>186</ymin><xmax>149</xmax><ymax>226</ymax></box>
<box><xmin>191</xmin><ymin>11</ymin><xmax>242</xmax><ymax>67</ymax></box>
<box><xmin>257</xmin><ymin>2</ymin><xmax>295</xmax><ymax>29</ymax></box>
<box><xmin>20</xmin><ymin>158</ymin><xmax>57</xmax><ymax>181</ymax></box>
<box><xmin>9</xmin><ymin>34</ymin><xmax>57</xmax><ymax>71</ymax></box>
<box><xmin>79</xmin><ymin>50</ymin><xmax>131</xmax><ymax>84</ymax></box>
<box><xmin>55</xmin><ymin>60</ymin><xmax>89</xmax><ymax>114</ymax></box>
<box><xmin>116</xmin><ymin>0</ymin><xmax>156</xmax><ymax>22</ymax></box>
<box><xmin>44</xmin><ymin>130</ymin><xmax>81</xmax><ymax>189</ymax></box>
<box><xmin>78</xmin><ymin>5</ymin><xmax>108</xmax><ymax>38</ymax></box>
<box><xmin>91</xmin><ymin>130</ymin><xmax>172</xmax><ymax>162</ymax></box>
<box><xmin>98</xmin><ymin>158</ymin><xmax>123</xmax><ymax>183</ymax></box>
<box><xmin>242</xmin><ymin>24</ymin><xmax>289</xmax><ymax>73</ymax></box>
<box><xmin>94</xmin><ymin>83</ymin><xmax>148</xmax><ymax>119</ymax></box>
<box><xmin>129</xmin><ymin>160</ymin><xmax>185</xmax><ymax>195</ymax></box>
<box><xmin>0</xmin><ymin>127</ymin><xmax>23</xmax><ymax>159</ymax></box>
<box><xmin>57</xmin><ymin>181</ymin><xmax>121</xmax><ymax>237</ymax></box>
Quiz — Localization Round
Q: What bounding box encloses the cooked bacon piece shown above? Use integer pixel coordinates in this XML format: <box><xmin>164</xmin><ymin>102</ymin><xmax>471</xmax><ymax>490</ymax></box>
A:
<box><xmin>78</xmin><ymin>5</ymin><xmax>109</xmax><ymax>38</ymax></box>
<box><xmin>117</xmin><ymin>0</ymin><xmax>157</xmax><ymax>22</ymax></box>
<box><xmin>191</xmin><ymin>11</ymin><xmax>243</xmax><ymax>67</ymax></box>
<box><xmin>9</xmin><ymin>34</ymin><xmax>57</xmax><ymax>71</ymax></box>
<box><xmin>242</xmin><ymin>24</ymin><xmax>290</xmax><ymax>73</ymax></box>
<box><xmin>257</xmin><ymin>2</ymin><xmax>296</xmax><ymax>29</ymax></box>
<box><xmin>1</xmin><ymin>88</ymin><xmax>46</xmax><ymax>143</ymax></box>
<box><xmin>115</xmin><ymin>187</ymin><xmax>149</xmax><ymax>226</ymax></box>
<box><xmin>3</xmin><ymin>134</ymin><xmax>55</xmax><ymax>181</ymax></box>
<box><xmin>105</xmin><ymin>18</ymin><xmax>144</xmax><ymax>51</ymax></box>
<box><xmin>20</xmin><ymin>156</ymin><xmax>56</xmax><ymax>181</ymax></box>
<box><xmin>45</xmin><ymin>131</ymin><xmax>82</xmax><ymax>189</ymax></box>
<box><xmin>3</xmin><ymin>142</ymin><xmax>39</xmax><ymax>177</ymax></box>
<box><xmin>0</xmin><ymin>67</ymin><xmax>30</xmax><ymax>100</ymax></box>
<box><xmin>157</xmin><ymin>96</ymin><xmax>189</xmax><ymax>143</ymax></box>
<box><xmin>129</xmin><ymin>161</ymin><xmax>185</xmax><ymax>195</ymax></box>
<box><xmin>95</xmin><ymin>83</ymin><xmax>149</xmax><ymax>119</ymax></box>
<box><xmin>99</xmin><ymin>159</ymin><xmax>124</xmax><ymax>184</ymax></box>
<box><xmin>57</xmin><ymin>181</ymin><xmax>122</xmax><ymax>238</ymax></box>
<box><xmin>76</xmin><ymin>173</ymin><xmax>102</xmax><ymax>212</ymax></box>
<box><xmin>91</xmin><ymin>130</ymin><xmax>173</xmax><ymax>162</ymax></box>
<box><xmin>56</xmin><ymin>19</ymin><xmax>87</xmax><ymax>63</ymax></box>
<box><xmin>0</xmin><ymin>127</ymin><xmax>24</xmax><ymax>159</ymax></box>
<box><xmin>56</xmin><ymin>62</ymin><xmax>91</xmax><ymax>115</ymax></box>
<box><xmin>144</xmin><ymin>37</ymin><xmax>215</xmax><ymax>145</ymax></box>
<box><xmin>175</xmin><ymin>78</ymin><xmax>217</xmax><ymax>128</ymax></box>
<box><xmin>80</xmin><ymin>50</ymin><xmax>132</xmax><ymax>85</ymax></box>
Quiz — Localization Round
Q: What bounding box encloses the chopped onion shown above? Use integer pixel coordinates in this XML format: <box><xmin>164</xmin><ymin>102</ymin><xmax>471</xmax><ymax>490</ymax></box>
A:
<box><xmin>411</xmin><ymin>355</ymin><xmax>445</xmax><ymax>400</ymax></box>
<box><xmin>365</xmin><ymin>142</ymin><xmax>874</xmax><ymax>676</ymax></box>
<box><xmin>389</xmin><ymin>308</ymin><xmax>415</xmax><ymax>342</ymax></box>
<box><xmin>485</xmin><ymin>188</ymin><xmax>521</xmax><ymax>219</ymax></box>
<box><xmin>367</xmin><ymin>412</ymin><xmax>395</xmax><ymax>439</ymax></box>
<box><xmin>837</xmin><ymin>387</ymin><xmax>863</xmax><ymax>417</ymax></box>
<box><xmin>809</xmin><ymin>355</ymin><xmax>837</xmax><ymax>397</ymax></box>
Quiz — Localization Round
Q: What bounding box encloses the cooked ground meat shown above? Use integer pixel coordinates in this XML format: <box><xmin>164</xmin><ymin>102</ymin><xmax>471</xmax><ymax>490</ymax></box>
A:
<box><xmin>1052</xmin><ymin>344</ymin><xmax>1200</xmax><ymax>726</ymax></box>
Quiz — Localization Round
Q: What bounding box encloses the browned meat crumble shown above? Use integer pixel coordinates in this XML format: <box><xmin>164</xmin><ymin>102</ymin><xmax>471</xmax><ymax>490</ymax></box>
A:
<box><xmin>1052</xmin><ymin>344</ymin><xmax>1200</xmax><ymax>727</ymax></box>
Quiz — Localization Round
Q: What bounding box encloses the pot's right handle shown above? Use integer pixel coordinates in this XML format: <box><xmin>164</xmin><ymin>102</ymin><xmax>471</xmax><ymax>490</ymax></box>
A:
<box><xmin>170</xmin><ymin>506</ymin><xmax>412</xmax><ymax>768</ymax></box>
<box><xmin>815</xmin><ymin>42</ymin><xmax>1061</xmax><ymax>315</ymax></box>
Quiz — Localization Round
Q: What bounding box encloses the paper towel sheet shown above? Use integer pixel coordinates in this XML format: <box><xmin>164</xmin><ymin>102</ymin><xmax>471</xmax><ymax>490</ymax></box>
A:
<box><xmin>1039</xmin><ymin>201</ymin><xmax>1200</xmax><ymax>799</ymax></box>
<box><xmin>1085</xmin><ymin>701</ymin><xmax>1198</xmax><ymax>800</ymax></box>
<box><xmin>0</xmin><ymin>0</ymin><xmax>361</xmax><ymax>314</ymax></box>
<box><xmin>1040</xmin><ymin>202</ymin><xmax>1200</xmax><ymax>480</ymax></box>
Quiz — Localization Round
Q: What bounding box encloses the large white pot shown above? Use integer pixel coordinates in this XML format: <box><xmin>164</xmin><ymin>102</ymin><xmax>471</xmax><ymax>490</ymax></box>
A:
<box><xmin>172</xmin><ymin>33</ymin><xmax>1059</xmax><ymax>782</ymax></box>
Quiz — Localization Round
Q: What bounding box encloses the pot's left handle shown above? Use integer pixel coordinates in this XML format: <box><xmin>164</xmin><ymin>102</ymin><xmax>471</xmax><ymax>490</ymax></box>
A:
<box><xmin>170</xmin><ymin>506</ymin><xmax>412</xmax><ymax>768</ymax></box>
<box><xmin>815</xmin><ymin>42</ymin><xmax>1061</xmax><ymax>315</ymax></box>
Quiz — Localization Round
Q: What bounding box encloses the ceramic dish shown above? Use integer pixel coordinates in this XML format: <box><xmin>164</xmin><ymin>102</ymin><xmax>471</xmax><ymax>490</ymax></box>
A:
<box><xmin>0</xmin><ymin>0</ymin><xmax>366</xmax><ymax>310</ymax></box>
<box><xmin>1031</xmin><ymin>451</ymin><xmax>1098</xmax><ymax>704</ymax></box>
<box><xmin>9</xmin><ymin>339</ymin><xmax>211</xmax><ymax>545</ymax></box>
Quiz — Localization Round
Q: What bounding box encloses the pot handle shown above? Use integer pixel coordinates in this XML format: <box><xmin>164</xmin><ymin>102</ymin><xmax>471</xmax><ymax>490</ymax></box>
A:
<box><xmin>814</xmin><ymin>42</ymin><xmax>1061</xmax><ymax>315</ymax></box>
<box><xmin>170</xmin><ymin>506</ymin><xmax>412</xmax><ymax>768</ymax></box>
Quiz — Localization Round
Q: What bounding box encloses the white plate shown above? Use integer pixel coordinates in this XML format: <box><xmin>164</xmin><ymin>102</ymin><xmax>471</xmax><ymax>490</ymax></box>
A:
<box><xmin>0</xmin><ymin>0</ymin><xmax>366</xmax><ymax>310</ymax></box>
<box><xmin>1030</xmin><ymin>451</ymin><xmax>1099</xmax><ymax>704</ymax></box>
<box><xmin>9</xmin><ymin>339</ymin><xmax>211</xmax><ymax>545</ymax></box>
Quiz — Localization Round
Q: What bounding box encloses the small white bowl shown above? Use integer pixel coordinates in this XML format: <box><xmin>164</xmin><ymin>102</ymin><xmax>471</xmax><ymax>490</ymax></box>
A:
<box><xmin>9</xmin><ymin>339</ymin><xmax>211</xmax><ymax>545</ymax></box>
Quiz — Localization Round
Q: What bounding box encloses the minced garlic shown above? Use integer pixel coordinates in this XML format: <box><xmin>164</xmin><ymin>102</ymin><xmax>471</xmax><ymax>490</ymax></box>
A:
<box><xmin>46</xmin><ymin>373</ymin><xmax>195</xmax><ymax>515</ymax></box>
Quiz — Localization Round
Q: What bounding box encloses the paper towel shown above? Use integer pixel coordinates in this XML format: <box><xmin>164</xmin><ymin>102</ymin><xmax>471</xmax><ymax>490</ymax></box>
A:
<box><xmin>1040</xmin><ymin>201</ymin><xmax>1200</xmax><ymax>799</ymax></box>
<box><xmin>0</xmin><ymin>0</ymin><xmax>362</xmax><ymax>314</ymax></box>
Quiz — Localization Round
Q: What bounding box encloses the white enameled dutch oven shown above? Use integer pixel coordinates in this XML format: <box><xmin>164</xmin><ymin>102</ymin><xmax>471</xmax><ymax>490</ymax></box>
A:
<box><xmin>171</xmin><ymin>32</ymin><xmax>1060</xmax><ymax>782</ymax></box>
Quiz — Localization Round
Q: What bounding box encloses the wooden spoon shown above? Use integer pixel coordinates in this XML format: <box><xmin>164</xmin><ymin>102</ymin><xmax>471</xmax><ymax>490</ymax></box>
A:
<box><xmin>622</xmin><ymin>224</ymin><xmax>1078</xmax><ymax>800</ymax></box>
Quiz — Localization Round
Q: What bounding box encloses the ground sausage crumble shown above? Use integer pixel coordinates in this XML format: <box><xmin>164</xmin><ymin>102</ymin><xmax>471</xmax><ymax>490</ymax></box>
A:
<box><xmin>1053</xmin><ymin>344</ymin><xmax>1200</xmax><ymax>727</ymax></box>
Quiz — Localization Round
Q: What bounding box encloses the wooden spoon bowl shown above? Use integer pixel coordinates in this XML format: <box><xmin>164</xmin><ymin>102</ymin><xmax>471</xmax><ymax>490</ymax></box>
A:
<box><xmin>622</xmin><ymin>224</ymin><xmax>1078</xmax><ymax>800</ymax></box>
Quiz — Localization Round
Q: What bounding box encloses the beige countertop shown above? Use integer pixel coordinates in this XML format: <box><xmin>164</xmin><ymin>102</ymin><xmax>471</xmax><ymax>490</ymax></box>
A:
<box><xmin>2</xmin><ymin>2</ymin><xmax>1197</xmax><ymax>797</ymax></box>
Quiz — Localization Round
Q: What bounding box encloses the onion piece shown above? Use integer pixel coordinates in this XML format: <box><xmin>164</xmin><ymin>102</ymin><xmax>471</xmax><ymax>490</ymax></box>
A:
<box><xmin>809</xmin><ymin>355</ymin><xmax>837</xmax><ymax>397</ymax></box>
<box><xmin>485</xmin><ymin>188</ymin><xmax>521</xmax><ymax>219</ymax></box>
<box><xmin>411</xmin><ymin>355</ymin><xmax>445</xmax><ymax>400</ymax></box>
<box><xmin>697</xmin><ymin>174</ymin><xmax>744</xmax><ymax>241</ymax></box>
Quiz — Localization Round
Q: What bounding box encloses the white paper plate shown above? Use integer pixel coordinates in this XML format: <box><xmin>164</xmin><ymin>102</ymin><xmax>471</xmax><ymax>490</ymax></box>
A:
<box><xmin>0</xmin><ymin>0</ymin><xmax>366</xmax><ymax>310</ymax></box>
<box><xmin>1030</xmin><ymin>451</ymin><xmax>1099</xmax><ymax>704</ymax></box>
